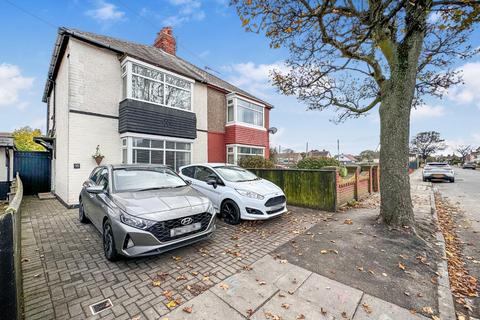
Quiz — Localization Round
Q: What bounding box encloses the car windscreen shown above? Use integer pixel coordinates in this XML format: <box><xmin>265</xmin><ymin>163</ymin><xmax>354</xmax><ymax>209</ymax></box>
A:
<box><xmin>215</xmin><ymin>166</ymin><xmax>259</xmax><ymax>182</ymax></box>
<box><xmin>113</xmin><ymin>168</ymin><xmax>187</xmax><ymax>192</ymax></box>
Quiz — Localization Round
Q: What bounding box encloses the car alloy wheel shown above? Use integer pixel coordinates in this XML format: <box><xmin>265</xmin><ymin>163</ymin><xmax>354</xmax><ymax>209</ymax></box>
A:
<box><xmin>103</xmin><ymin>221</ymin><xmax>119</xmax><ymax>261</ymax></box>
<box><xmin>221</xmin><ymin>200</ymin><xmax>241</xmax><ymax>225</ymax></box>
<box><xmin>79</xmin><ymin>200</ymin><xmax>89</xmax><ymax>223</ymax></box>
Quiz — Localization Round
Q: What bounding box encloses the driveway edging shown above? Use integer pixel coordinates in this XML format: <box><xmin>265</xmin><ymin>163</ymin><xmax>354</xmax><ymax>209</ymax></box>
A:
<box><xmin>430</xmin><ymin>187</ymin><xmax>456</xmax><ymax>320</ymax></box>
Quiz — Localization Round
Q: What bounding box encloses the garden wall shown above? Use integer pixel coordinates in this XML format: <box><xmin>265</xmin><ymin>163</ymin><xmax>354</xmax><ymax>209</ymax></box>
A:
<box><xmin>251</xmin><ymin>165</ymin><xmax>380</xmax><ymax>212</ymax></box>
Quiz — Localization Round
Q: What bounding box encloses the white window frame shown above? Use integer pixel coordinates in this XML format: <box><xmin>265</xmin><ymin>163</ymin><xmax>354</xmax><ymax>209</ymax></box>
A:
<box><xmin>120</xmin><ymin>133</ymin><xmax>193</xmax><ymax>170</ymax></box>
<box><xmin>226</xmin><ymin>144</ymin><xmax>265</xmax><ymax>164</ymax></box>
<box><xmin>225</xmin><ymin>93</ymin><xmax>266</xmax><ymax>131</ymax></box>
<box><xmin>121</xmin><ymin>57</ymin><xmax>195</xmax><ymax>113</ymax></box>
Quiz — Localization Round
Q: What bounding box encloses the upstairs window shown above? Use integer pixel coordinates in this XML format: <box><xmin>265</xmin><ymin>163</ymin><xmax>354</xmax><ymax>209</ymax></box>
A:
<box><xmin>226</xmin><ymin>95</ymin><xmax>264</xmax><ymax>128</ymax></box>
<box><xmin>122</xmin><ymin>59</ymin><xmax>193</xmax><ymax>111</ymax></box>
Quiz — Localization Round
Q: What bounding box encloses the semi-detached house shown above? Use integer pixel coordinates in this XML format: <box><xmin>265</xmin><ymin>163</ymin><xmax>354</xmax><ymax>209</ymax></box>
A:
<box><xmin>42</xmin><ymin>27</ymin><xmax>273</xmax><ymax>207</ymax></box>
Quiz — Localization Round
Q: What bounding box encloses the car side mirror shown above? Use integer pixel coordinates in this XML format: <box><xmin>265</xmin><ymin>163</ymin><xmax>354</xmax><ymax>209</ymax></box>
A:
<box><xmin>86</xmin><ymin>185</ymin><xmax>105</xmax><ymax>194</ymax></box>
<box><xmin>185</xmin><ymin>179</ymin><xmax>192</xmax><ymax>185</ymax></box>
<box><xmin>206</xmin><ymin>178</ymin><xmax>218</xmax><ymax>189</ymax></box>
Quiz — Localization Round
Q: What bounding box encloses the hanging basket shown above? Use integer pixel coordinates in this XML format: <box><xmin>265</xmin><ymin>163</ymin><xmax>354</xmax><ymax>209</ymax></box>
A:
<box><xmin>94</xmin><ymin>156</ymin><xmax>104</xmax><ymax>165</ymax></box>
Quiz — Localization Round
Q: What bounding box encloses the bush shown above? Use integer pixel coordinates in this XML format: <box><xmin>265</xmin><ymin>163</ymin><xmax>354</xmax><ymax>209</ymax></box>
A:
<box><xmin>238</xmin><ymin>156</ymin><xmax>275</xmax><ymax>169</ymax></box>
<box><xmin>339</xmin><ymin>166</ymin><xmax>348</xmax><ymax>177</ymax></box>
<box><xmin>296</xmin><ymin>157</ymin><xmax>340</xmax><ymax>169</ymax></box>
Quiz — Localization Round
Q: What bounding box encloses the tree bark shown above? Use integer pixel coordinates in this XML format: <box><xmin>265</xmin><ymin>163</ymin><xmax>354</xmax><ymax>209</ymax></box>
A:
<box><xmin>379</xmin><ymin>81</ymin><xmax>415</xmax><ymax>227</ymax></box>
<box><xmin>379</xmin><ymin>23</ymin><xmax>426</xmax><ymax>227</ymax></box>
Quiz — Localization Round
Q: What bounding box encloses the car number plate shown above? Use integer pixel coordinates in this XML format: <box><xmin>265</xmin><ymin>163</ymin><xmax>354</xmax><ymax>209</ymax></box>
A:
<box><xmin>270</xmin><ymin>203</ymin><xmax>285</xmax><ymax>210</ymax></box>
<box><xmin>432</xmin><ymin>174</ymin><xmax>444</xmax><ymax>178</ymax></box>
<box><xmin>170</xmin><ymin>222</ymin><xmax>201</xmax><ymax>237</ymax></box>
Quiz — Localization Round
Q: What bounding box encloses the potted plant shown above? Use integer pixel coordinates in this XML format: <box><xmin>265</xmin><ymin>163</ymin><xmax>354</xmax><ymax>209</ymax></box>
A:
<box><xmin>92</xmin><ymin>145</ymin><xmax>104</xmax><ymax>165</ymax></box>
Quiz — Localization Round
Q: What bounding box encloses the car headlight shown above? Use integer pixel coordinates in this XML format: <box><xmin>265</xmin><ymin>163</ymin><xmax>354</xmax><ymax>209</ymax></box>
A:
<box><xmin>235</xmin><ymin>189</ymin><xmax>265</xmax><ymax>200</ymax></box>
<box><xmin>120</xmin><ymin>212</ymin><xmax>156</xmax><ymax>230</ymax></box>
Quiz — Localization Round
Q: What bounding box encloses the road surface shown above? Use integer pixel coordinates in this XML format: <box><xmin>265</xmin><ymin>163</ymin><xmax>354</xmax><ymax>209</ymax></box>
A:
<box><xmin>434</xmin><ymin>167</ymin><xmax>480</xmax><ymax>318</ymax></box>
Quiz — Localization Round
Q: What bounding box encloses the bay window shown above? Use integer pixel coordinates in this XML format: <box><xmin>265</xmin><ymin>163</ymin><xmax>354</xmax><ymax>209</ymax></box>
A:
<box><xmin>226</xmin><ymin>144</ymin><xmax>265</xmax><ymax>164</ymax></box>
<box><xmin>121</xmin><ymin>136</ymin><xmax>192</xmax><ymax>171</ymax></box>
<box><xmin>122</xmin><ymin>58</ymin><xmax>193</xmax><ymax>111</ymax></box>
<box><xmin>226</xmin><ymin>95</ymin><xmax>265</xmax><ymax>128</ymax></box>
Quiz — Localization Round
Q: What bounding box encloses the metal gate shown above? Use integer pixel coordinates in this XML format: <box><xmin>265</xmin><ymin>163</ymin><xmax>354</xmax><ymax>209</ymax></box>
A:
<box><xmin>13</xmin><ymin>151</ymin><xmax>51</xmax><ymax>195</ymax></box>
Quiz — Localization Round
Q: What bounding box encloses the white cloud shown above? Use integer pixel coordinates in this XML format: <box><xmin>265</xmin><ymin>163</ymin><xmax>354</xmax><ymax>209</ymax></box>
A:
<box><xmin>85</xmin><ymin>1</ymin><xmax>125</xmax><ymax>22</ymax></box>
<box><xmin>447</xmin><ymin>61</ymin><xmax>480</xmax><ymax>109</ymax></box>
<box><xmin>223</xmin><ymin>61</ymin><xmax>287</xmax><ymax>99</ymax></box>
<box><xmin>411</xmin><ymin>104</ymin><xmax>446</xmax><ymax>119</ymax></box>
<box><xmin>0</xmin><ymin>63</ymin><xmax>34</xmax><ymax>108</ymax></box>
<box><xmin>164</xmin><ymin>0</ymin><xmax>205</xmax><ymax>26</ymax></box>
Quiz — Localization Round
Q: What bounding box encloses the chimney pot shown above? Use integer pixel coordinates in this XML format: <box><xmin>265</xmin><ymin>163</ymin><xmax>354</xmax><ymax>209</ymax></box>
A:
<box><xmin>153</xmin><ymin>27</ymin><xmax>176</xmax><ymax>55</ymax></box>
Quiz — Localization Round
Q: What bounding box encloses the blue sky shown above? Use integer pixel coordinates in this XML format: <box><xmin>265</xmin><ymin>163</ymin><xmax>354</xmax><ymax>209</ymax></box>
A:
<box><xmin>1</xmin><ymin>0</ymin><xmax>479</xmax><ymax>155</ymax></box>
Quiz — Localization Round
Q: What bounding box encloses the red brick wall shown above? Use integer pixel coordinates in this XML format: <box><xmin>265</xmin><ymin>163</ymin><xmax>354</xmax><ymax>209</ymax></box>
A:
<box><xmin>336</xmin><ymin>171</ymin><xmax>356</xmax><ymax>207</ymax></box>
<box><xmin>208</xmin><ymin>131</ymin><xmax>226</xmax><ymax>162</ymax></box>
<box><xmin>357</xmin><ymin>174</ymin><xmax>370</xmax><ymax>199</ymax></box>
<box><xmin>225</xmin><ymin>125</ymin><xmax>269</xmax><ymax>148</ymax></box>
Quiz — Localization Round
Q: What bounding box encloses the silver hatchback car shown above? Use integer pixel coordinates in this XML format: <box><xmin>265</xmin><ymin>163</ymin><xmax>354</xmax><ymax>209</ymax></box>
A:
<box><xmin>79</xmin><ymin>164</ymin><xmax>216</xmax><ymax>261</ymax></box>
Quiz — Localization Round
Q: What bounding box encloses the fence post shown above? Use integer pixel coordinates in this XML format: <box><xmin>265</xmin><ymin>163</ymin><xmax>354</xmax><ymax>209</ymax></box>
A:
<box><xmin>354</xmin><ymin>167</ymin><xmax>359</xmax><ymax>200</ymax></box>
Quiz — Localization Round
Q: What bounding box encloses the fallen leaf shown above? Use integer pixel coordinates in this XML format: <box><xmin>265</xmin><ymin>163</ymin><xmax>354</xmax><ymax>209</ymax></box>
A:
<box><xmin>344</xmin><ymin>219</ymin><xmax>353</xmax><ymax>225</ymax></box>
<box><xmin>321</xmin><ymin>250</ymin><xmax>328</xmax><ymax>254</ymax></box>
<box><xmin>176</xmin><ymin>275</ymin><xmax>187</xmax><ymax>281</ymax></box>
<box><xmin>219</xmin><ymin>283</ymin><xmax>229</xmax><ymax>290</ymax></box>
<box><xmin>182</xmin><ymin>306</ymin><xmax>192</xmax><ymax>313</ymax></box>
<box><xmin>362</xmin><ymin>303</ymin><xmax>372</xmax><ymax>314</ymax></box>
<box><xmin>279</xmin><ymin>259</ymin><xmax>288</xmax><ymax>264</ymax></box>
<box><xmin>171</xmin><ymin>256</ymin><xmax>182</xmax><ymax>261</ymax></box>
<box><xmin>296</xmin><ymin>314</ymin><xmax>305</xmax><ymax>320</ymax></box>
<box><xmin>341</xmin><ymin>311</ymin><xmax>348</xmax><ymax>318</ymax></box>
<box><xmin>398</xmin><ymin>262</ymin><xmax>406</xmax><ymax>271</ymax></box>
<box><xmin>151</xmin><ymin>280</ymin><xmax>161</xmax><ymax>287</ymax></box>
<box><xmin>281</xmin><ymin>303</ymin><xmax>290</xmax><ymax>309</ymax></box>
<box><xmin>320</xmin><ymin>307</ymin><xmax>327</xmax><ymax>315</ymax></box>
<box><xmin>166</xmin><ymin>300</ymin><xmax>177</xmax><ymax>309</ymax></box>
<box><xmin>246</xmin><ymin>309</ymin><xmax>254</xmax><ymax>317</ymax></box>
<box><xmin>422</xmin><ymin>306</ymin><xmax>433</xmax><ymax>315</ymax></box>
<box><xmin>278</xmin><ymin>293</ymin><xmax>286</xmax><ymax>297</ymax></box>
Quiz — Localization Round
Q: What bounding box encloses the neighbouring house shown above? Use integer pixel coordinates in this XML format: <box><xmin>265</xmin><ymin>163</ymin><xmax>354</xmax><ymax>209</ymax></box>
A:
<box><xmin>0</xmin><ymin>133</ymin><xmax>14</xmax><ymax>200</ymax></box>
<box><xmin>467</xmin><ymin>147</ymin><xmax>480</xmax><ymax>163</ymax></box>
<box><xmin>276</xmin><ymin>152</ymin><xmax>303</xmax><ymax>166</ymax></box>
<box><xmin>40</xmin><ymin>27</ymin><xmax>273</xmax><ymax>206</ymax></box>
<box><xmin>307</xmin><ymin>149</ymin><xmax>331</xmax><ymax>158</ymax></box>
<box><xmin>337</xmin><ymin>153</ymin><xmax>358</xmax><ymax>164</ymax></box>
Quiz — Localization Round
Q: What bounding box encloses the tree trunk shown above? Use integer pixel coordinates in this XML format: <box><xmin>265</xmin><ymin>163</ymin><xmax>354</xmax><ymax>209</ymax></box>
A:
<box><xmin>379</xmin><ymin>83</ymin><xmax>415</xmax><ymax>227</ymax></box>
<box><xmin>379</xmin><ymin>29</ymin><xmax>425</xmax><ymax>227</ymax></box>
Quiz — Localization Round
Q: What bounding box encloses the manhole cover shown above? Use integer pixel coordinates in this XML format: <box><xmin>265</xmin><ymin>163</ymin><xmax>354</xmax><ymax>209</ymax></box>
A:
<box><xmin>89</xmin><ymin>298</ymin><xmax>113</xmax><ymax>315</ymax></box>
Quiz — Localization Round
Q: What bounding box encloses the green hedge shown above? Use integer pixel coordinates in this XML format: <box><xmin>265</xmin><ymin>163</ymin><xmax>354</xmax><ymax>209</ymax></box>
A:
<box><xmin>249</xmin><ymin>168</ymin><xmax>337</xmax><ymax>211</ymax></box>
<box><xmin>296</xmin><ymin>157</ymin><xmax>340</xmax><ymax>169</ymax></box>
<box><xmin>238</xmin><ymin>156</ymin><xmax>275</xmax><ymax>169</ymax></box>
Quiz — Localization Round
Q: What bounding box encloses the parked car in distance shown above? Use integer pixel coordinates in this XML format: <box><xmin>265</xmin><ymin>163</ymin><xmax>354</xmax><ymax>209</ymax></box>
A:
<box><xmin>422</xmin><ymin>162</ymin><xmax>455</xmax><ymax>182</ymax></box>
<box><xmin>462</xmin><ymin>162</ymin><xmax>477</xmax><ymax>170</ymax></box>
<box><xmin>79</xmin><ymin>164</ymin><xmax>216</xmax><ymax>261</ymax></box>
<box><xmin>179</xmin><ymin>163</ymin><xmax>287</xmax><ymax>225</ymax></box>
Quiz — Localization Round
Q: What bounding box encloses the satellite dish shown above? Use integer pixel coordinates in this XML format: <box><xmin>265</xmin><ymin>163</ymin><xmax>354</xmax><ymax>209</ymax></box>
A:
<box><xmin>268</xmin><ymin>127</ymin><xmax>278</xmax><ymax>134</ymax></box>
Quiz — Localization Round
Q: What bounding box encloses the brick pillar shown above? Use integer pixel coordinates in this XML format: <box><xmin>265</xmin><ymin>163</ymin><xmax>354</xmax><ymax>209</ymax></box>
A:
<box><xmin>335</xmin><ymin>169</ymin><xmax>340</xmax><ymax>211</ymax></box>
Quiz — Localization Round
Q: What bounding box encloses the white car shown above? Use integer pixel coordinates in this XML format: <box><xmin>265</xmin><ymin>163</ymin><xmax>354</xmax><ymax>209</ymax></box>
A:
<box><xmin>179</xmin><ymin>163</ymin><xmax>287</xmax><ymax>225</ymax></box>
<box><xmin>422</xmin><ymin>162</ymin><xmax>455</xmax><ymax>182</ymax></box>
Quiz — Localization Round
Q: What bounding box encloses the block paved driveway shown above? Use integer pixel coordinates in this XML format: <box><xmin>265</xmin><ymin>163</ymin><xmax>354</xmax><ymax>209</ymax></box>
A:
<box><xmin>21</xmin><ymin>196</ymin><xmax>332</xmax><ymax>320</ymax></box>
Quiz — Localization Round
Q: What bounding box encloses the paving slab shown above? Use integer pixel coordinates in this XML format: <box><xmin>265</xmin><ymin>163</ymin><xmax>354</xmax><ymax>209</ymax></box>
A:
<box><xmin>210</xmin><ymin>271</ymin><xmax>279</xmax><ymax>317</ymax></box>
<box><xmin>163</xmin><ymin>290</ymin><xmax>245</xmax><ymax>320</ymax></box>
<box><xmin>353</xmin><ymin>294</ymin><xmax>429</xmax><ymax>320</ymax></box>
<box><xmin>295</xmin><ymin>272</ymin><xmax>363</xmax><ymax>319</ymax></box>
<box><xmin>251</xmin><ymin>290</ymin><xmax>333</xmax><ymax>320</ymax></box>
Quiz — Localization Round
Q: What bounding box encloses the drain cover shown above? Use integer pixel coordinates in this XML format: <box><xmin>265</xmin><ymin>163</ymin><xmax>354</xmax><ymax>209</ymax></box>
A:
<box><xmin>89</xmin><ymin>298</ymin><xmax>113</xmax><ymax>315</ymax></box>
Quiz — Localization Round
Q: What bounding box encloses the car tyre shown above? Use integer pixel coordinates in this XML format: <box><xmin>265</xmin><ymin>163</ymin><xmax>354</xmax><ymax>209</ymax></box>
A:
<box><xmin>79</xmin><ymin>199</ymin><xmax>89</xmax><ymax>223</ymax></box>
<box><xmin>221</xmin><ymin>200</ymin><xmax>241</xmax><ymax>225</ymax></box>
<box><xmin>450</xmin><ymin>178</ymin><xmax>455</xmax><ymax>183</ymax></box>
<box><xmin>103</xmin><ymin>221</ymin><xmax>119</xmax><ymax>261</ymax></box>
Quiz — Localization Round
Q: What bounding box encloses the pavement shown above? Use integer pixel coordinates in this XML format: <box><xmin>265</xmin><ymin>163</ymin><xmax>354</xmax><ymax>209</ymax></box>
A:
<box><xmin>163</xmin><ymin>254</ymin><xmax>428</xmax><ymax>320</ymax></box>
<box><xmin>434</xmin><ymin>168</ymin><xmax>480</xmax><ymax>318</ymax></box>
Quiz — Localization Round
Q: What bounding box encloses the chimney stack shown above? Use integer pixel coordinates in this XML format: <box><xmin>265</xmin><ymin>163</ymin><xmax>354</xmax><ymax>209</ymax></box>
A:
<box><xmin>153</xmin><ymin>27</ymin><xmax>176</xmax><ymax>55</ymax></box>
